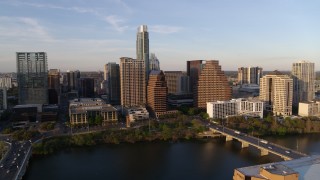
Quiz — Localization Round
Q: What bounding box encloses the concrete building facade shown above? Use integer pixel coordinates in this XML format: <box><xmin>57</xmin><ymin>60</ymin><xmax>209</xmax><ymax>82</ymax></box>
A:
<box><xmin>292</xmin><ymin>61</ymin><xmax>315</xmax><ymax>106</ymax></box>
<box><xmin>0</xmin><ymin>77</ymin><xmax>12</xmax><ymax>89</ymax></box>
<box><xmin>69</xmin><ymin>98</ymin><xmax>118</xmax><ymax>125</ymax></box>
<box><xmin>120</xmin><ymin>57</ymin><xmax>146</xmax><ymax>107</ymax></box>
<box><xmin>17</xmin><ymin>52</ymin><xmax>48</xmax><ymax>104</ymax></box>
<box><xmin>259</xmin><ymin>71</ymin><xmax>293</xmax><ymax>116</ymax></box>
<box><xmin>207</xmin><ymin>98</ymin><xmax>264</xmax><ymax>119</ymax></box>
<box><xmin>238</xmin><ymin>66</ymin><xmax>263</xmax><ymax>85</ymax></box>
<box><xmin>298</xmin><ymin>101</ymin><xmax>320</xmax><ymax>117</ymax></box>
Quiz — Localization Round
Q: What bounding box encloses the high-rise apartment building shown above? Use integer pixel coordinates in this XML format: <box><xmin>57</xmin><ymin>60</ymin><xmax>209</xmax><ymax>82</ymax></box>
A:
<box><xmin>104</xmin><ymin>62</ymin><xmax>120</xmax><ymax>105</ymax></box>
<box><xmin>120</xmin><ymin>57</ymin><xmax>146</xmax><ymax>107</ymax></box>
<box><xmin>147</xmin><ymin>70</ymin><xmax>167</xmax><ymax>116</ymax></box>
<box><xmin>238</xmin><ymin>66</ymin><xmax>263</xmax><ymax>85</ymax></box>
<box><xmin>259</xmin><ymin>71</ymin><xmax>293</xmax><ymax>116</ymax></box>
<box><xmin>164</xmin><ymin>71</ymin><xmax>189</xmax><ymax>95</ymax></box>
<box><xmin>292</xmin><ymin>61</ymin><xmax>315</xmax><ymax>106</ymax></box>
<box><xmin>136</xmin><ymin>25</ymin><xmax>149</xmax><ymax>80</ymax></box>
<box><xmin>149</xmin><ymin>53</ymin><xmax>160</xmax><ymax>71</ymax></box>
<box><xmin>48</xmin><ymin>69</ymin><xmax>60</xmax><ymax>104</ymax></box>
<box><xmin>17</xmin><ymin>52</ymin><xmax>48</xmax><ymax>104</ymax></box>
<box><xmin>193</xmin><ymin>60</ymin><xmax>231</xmax><ymax>109</ymax></box>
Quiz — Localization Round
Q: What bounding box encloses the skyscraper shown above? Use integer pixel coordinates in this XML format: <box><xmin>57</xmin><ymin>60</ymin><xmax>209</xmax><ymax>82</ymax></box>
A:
<box><xmin>66</xmin><ymin>70</ymin><xmax>80</xmax><ymax>92</ymax></box>
<box><xmin>105</xmin><ymin>62</ymin><xmax>120</xmax><ymax>105</ymax></box>
<box><xmin>0</xmin><ymin>88</ymin><xmax>7</xmax><ymax>110</ymax></box>
<box><xmin>136</xmin><ymin>25</ymin><xmax>149</xmax><ymax>80</ymax></box>
<box><xmin>292</xmin><ymin>61</ymin><xmax>315</xmax><ymax>106</ymax></box>
<box><xmin>78</xmin><ymin>78</ymin><xmax>95</xmax><ymax>98</ymax></box>
<box><xmin>120</xmin><ymin>57</ymin><xmax>146</xmax><ymax>107</ymax></box>
<box><xmin>149</xmin><ymin>53</ymin><xmax>160</xmax><ymax>71</ymax></box>
<box><xmin>48</xmin><ymin>69</ymin><xmax>60</xmax><ymax>104</ymax></box>
<box><xmin>17</xmin><ymin>52</ymin><xmax>48</xmax><ymax>104</ymax></box>
<box><xmin>238</xmin><ymin>66</ymin><xmax>263</xmax><ymax>85</ymax></box>
<box><xmin>164</xmin><ymin>71</ymin><xmax>189</xmax><ymax>95</ymax></box>
<box><xmin>194</xmin><ymin>60</ymin><xmax>231</xmax><ymax>109</ymax></box>
<box><xmin>259</xmin><ymin>71</ymin><xmax>293</xmax><ymax>116</ymax></box>
<box><xmin>187</xmin><ymin>60</ymin><xmax>204</xmax><ymax>93</ymax></box>
<box><xmin>147</xmin><ymin>70</ymin><xmax>167</xmax><ymax>117</ymax></box>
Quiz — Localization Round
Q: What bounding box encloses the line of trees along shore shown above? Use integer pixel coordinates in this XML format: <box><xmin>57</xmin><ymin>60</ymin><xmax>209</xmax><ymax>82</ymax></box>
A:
<box><xmin>223</xmin><ymin>115</ymin><xmax>320</xmax><ymax>136</ymax></box>
<box><xmin>32</xmin><ymin>116</ymin><xmax>206</xmax><ymax>155</ymax></box>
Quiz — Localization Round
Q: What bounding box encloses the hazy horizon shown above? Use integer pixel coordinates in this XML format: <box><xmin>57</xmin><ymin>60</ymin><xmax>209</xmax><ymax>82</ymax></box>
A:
<box><xmin>0</xmin><ymin>0</ymin><xmax>319</xmax><ymax>72</ymax></box>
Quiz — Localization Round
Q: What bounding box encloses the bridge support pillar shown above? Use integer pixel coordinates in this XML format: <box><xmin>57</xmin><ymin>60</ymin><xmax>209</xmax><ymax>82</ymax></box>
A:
<box><xmin>260</xmin><ymin>149</ymin><xmax>269</xmax><ymax>156</ymax></box>
<box><xmin>225</xmin><ymin>135</ymin><xmax>233</xmax><ymax>141</ymax></box>
<box><xmin>241</xmin><ymin>142</ymin><xmax>249</xmax><ymax>148</ymax></box>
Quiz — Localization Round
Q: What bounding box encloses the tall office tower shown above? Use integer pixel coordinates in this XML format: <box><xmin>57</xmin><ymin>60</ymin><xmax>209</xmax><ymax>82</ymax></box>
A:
<box><xmin>105</xmin><ymin>62</ymin><xmax>120</xmax><ymax>105</ymax></box>
<box><xmin>67</xmin><ymin>70</ymin><xmax>80</xmax><ymax>91</ymax></box>
<box><xmin>149</xmin><ymin>53</ymin><xmax>160</xmax><ymax>71</ymax></box>
<box><xmin>120</xmin><ymin>57</ymin><xmax>146</xmax><ymax>107</ymax></box>
<box><xmin>147</xmin><ymin>70</ymin><xmax>167</xmax><ymax>116</ymax></box>
<box><xmin>0</xmin><ymin>88</ymin><xmax>7</xmax><ymax>110</ymax></box>
<box><xmin>48</xmin><ymin>69</ymin><xmax>60</xmax><ymax>104</ymax></box>
<box><xmin>259</xmin><ymin>71</ymin><xmax>293</xmax><ymax>116</ymax></box>
<box><xmin>136</xmin><ymin>25</ymin><xmax>149</xmax><ymax>80</ymax></box>
<box><xmin>194</xmin><ymin>60</ymin><xmax>231</xmax><ymax>109</ymax></box>
<box><xmin>78</xmin><ymin>78</ymin><xmax>94</xmax><ymax>98</ymax></box>
<box><xmin>292</xmin><ymin>61</ymin><xmax>315</xmax><ymax>106</ymax></box>
<box><xmin>17</xmin><ymin>52</ymin><xmax>48</xmax><ymax>104</ymax></box>
<box><xmin>238</xmin><ymin>66</ymin><xmax>263</xmax><ymax>85</ymax></box>
<box><xmin>104</xmin><ymin>64</ymin><xmax>108</xmax><ymax>80</ymax></box>
<box><xmin>187</xmin><ymin>60</ymin><xmax>204</xmax><ymax>93</ymax></box>
<box><xmin>0</xmin><ymin>77</ymin><xmax>12</xmax><ymax>89</ymax></box>
<box><xmin>164</xmin><ymin>71</ymin><xmax>189</xmax><ymax>95</ymax></box>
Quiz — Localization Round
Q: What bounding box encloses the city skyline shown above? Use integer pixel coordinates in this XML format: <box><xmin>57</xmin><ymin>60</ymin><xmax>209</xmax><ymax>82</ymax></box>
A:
<box><xmin>0</xmin><ymin>0</ymin><xmax>319</xmax><ymax>72</ymax></box>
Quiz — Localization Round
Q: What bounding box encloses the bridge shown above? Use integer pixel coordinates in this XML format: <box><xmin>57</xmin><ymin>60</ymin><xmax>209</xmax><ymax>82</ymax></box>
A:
<box><xmin>0</xmin><ymin>138</ymin><xmax>32</xmax><ymax>180</ymax></box>
<box><xmin>206</xmin><ymin>123</ymin><xmax>307</xmax><ymax>160</ymax></box>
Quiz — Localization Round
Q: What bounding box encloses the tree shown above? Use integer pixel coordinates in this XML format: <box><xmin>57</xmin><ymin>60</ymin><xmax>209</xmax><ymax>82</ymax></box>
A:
<box><xmin>95</xmin><ymin>115</ymin><xmax>103</xmax><ymax>125</ymax></box>
<box><xmin>200</xmin><ymin>112</ymin><xmax>209</xmax><ymax>119</ymax></box>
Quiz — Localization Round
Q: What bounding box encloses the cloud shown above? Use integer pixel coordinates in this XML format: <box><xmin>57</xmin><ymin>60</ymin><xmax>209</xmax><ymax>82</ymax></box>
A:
<box><xmin>0</xmin><ymin>16</ymin><xmax>53</xmax><ymax>41</ymax></box>
<box><xmin>104</xmin><ymin>15</ymin><xmax>129</xmax><ymax>33</ymax></box>
<box><xmin>149</xmin><ymin>25</ymin><xmax>183</xmax><ymax>34</ymax></box>
<box><xmin>7</xmin><ymin>1</ymin><xmax>130</xmax><ymax>32</ymax></box>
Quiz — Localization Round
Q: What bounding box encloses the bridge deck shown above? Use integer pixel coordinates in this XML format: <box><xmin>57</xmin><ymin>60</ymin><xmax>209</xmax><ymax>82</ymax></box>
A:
<box><xmin>208</xmin><ymin>123</ymin><xmax>307</xmax><ymax>160</ymax></box>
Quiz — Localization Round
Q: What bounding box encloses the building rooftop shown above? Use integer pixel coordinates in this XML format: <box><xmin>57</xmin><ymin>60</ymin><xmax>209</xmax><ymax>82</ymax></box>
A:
<box><xmin>267</xmin><ymin>70</ymin><xmax>284</xmax><ymax>76</ymax></box>
<box><xmin>236</xmin><ymin>155</ymin><xmax>320</xmax><ymax>180</ymax></box>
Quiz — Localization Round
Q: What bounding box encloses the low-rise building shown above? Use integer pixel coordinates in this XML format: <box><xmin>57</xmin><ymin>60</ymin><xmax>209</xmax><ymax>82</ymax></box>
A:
<box><xmin>207</xmin><ymin>98</ymin><xmax>264</xmax><ymax>119</ymax></box>
<box><xmin>298</xmin><ymin>101</ymin><xmax>320</xmax><ymax>117</ymax></box>
<box><xmin>69</xmin><ymin>98</ymin><xmax>118</xmax><ymax>125</ymax></box>
<box><xmin>124</xmin><ymin>107</ymin><xmax>149</xmax><ymax>122</ymax></box>
<box><xmin>233</xmin><ymin>155</ymin><xmax>320</xmax><ymax>180</ymax></box>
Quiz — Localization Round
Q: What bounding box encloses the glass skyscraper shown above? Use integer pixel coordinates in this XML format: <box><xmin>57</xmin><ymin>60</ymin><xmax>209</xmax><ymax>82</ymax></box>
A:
<box><xmin>16</xmin><ymin>52</ymin><xmax>48</xmax><ymax>104</ymax></box>
<box><xmin>136</xmin><ymin>25</ymin><xmax>149</xmax><ymax>80</ymax></box>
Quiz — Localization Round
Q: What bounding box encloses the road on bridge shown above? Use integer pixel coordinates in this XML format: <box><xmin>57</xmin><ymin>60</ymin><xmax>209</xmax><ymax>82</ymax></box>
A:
<box><xmin>206</xmin><ymin>122</ymin><xmax>307</xmax><ymax>160</ymax></box>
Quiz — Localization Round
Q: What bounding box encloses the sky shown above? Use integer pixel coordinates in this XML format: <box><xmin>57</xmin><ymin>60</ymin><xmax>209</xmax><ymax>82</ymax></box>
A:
<box><xmin>0</xmin><ymin>0</ymin><xmax>319</xmax><ymax>72</ymax></box>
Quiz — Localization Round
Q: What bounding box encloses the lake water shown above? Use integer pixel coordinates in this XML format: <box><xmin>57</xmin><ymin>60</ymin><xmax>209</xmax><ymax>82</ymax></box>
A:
<box><xmin>23</xmin><ymin>134</ymin><xmax>320</xmax><ymax>180</ymax></box>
